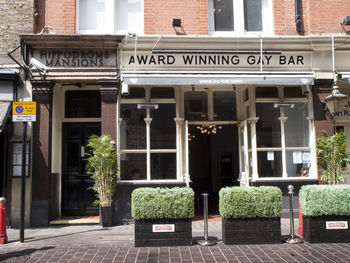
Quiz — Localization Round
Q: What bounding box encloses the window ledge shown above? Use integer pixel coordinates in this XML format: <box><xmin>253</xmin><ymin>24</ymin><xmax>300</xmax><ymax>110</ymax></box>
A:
<box><xmin>252</xmin><ymin>177</ymin><xmax>318</xmax><ymax>183</ymax></box>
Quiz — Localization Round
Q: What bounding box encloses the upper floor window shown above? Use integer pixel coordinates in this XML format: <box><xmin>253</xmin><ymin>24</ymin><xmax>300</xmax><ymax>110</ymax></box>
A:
<box><xmin>76</xmin><ymin>0</ymin><xmax>143</xmax><ymax>34</ymax></box>
<box><xmin>208</xmin><ymin>0</ymin><xmax>273</xmax><ymax>35</ymax></box>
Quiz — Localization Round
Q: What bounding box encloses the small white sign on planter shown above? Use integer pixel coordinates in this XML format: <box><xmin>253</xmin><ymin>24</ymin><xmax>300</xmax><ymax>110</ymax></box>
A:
<box><xmin>152</xmin><ymin>224</ymin><xmax>175</xmax><ymax>232</ymax></box>
<box><xmin>326</xmin><ymin>221</ymin><xmax>348</xmax><ymax>230</ymax></box>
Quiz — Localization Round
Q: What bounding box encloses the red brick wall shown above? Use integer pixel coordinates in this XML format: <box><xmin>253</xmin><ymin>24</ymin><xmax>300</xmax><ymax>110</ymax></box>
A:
<box><xmin>36</xmin><ymin>0</ymin><xmax>350</xmax><ymax>36</ymax></box>
<box><xmin>144</xmin><ymin>0</ymin><xmax>208</xmax><ymax>35</ymax></box>
<box><xmin>304</xmin><ymin>0</ymin><xmax>350</xmax><ymax>34</ymax></box>
<box><xmin>36</xmin><ymin>0</ymin><xmax>75</xmax><ymax>34</ymax></box>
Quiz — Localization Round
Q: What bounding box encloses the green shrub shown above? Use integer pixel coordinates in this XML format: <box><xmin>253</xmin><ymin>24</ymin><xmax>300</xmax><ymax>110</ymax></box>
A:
<box><xmin>299</xmin><ymin>184</ymin><xmax>350</xmax><ymax>216</ymax></box>
<box><xmin>131</xmin><ymin>187</ymin><xmax>194</xmax><ymax>220</ymax></box>
<box><xmin>219</xmin><ymin>186</ymin><xmax>282</xmax><ymax>218</ymax></box>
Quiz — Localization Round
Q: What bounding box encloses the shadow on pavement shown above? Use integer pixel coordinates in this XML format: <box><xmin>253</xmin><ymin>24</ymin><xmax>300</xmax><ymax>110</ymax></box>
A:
<box><xmin>0</xmin><ymin>246</ymin><xmax>54</xmax><ymax>262</ymax></box>
<box><xmin>9</xmin><ymin>227</ymin><xmax>110</xmax><ymax>243</ymax></box>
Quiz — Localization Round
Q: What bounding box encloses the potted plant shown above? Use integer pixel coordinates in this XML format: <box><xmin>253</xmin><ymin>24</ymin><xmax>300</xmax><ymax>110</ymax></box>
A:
<box><xmin>219</xmin><ymin>186</ymin><xmax>282</xmax><ymax>245</ymax></box>
<box><xmin>300</xmin><ymin>184</ymin><xmax>350</xmax><ymax>243</ymax></box>
<box><xmin>316</xmin><ymin>130</ymin><xmax>349</xmax><ymax>184</ymax></box>
<box><xmin>131</xmin><ymin>187</ymin><xmax>194</xmax><ymax>247</ymax></box>
<box><xmin>85</xmin><ymin>134</ymin><xmax>118</xmax><ymax>227</ymax></box>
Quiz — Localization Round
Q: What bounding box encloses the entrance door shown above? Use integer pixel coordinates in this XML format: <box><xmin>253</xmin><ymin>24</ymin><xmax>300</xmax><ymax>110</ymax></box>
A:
<box><xmin>62</xmin><ymin>123</ymin><xmax>101</xmax><ymax>216</ymax></box>
<box><xmin>188</xmin><ymin>124</ymin><xmax>239</xmax><ymax>215</ymax></box>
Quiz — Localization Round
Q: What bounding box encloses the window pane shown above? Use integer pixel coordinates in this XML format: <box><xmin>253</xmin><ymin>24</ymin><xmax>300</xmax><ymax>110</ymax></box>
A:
<box><xmin>256</xmin><ymin>103</ymin><xmax>281</xmax><ymax>147</ymax></box>
<box><xmin>285</xmin><ymin>103</ymin><xmax>309</xmax><ymax>147</ymax></box>
<box><xmin>256</xmin><ymin>87</ymin><xmax>278</xmax><ymax>98</ymax></box>
<box><xmin>185</xmin><ymin>92</ymin><xmax>208</xmax><ymax>121</ymax></box>
<box><xmin>258</xmin><ymin>151</ymin><xmax>282</xmax><ymax>177</ymax></box>
<box><xmin>78</xmin><ymin>0</ymin><xmax>106</xmax><ymax>31</ymax></box>
<box><xmin>244</xmin><ymin>0</ymin><xmax>262</xmax><ymax>31</ymax></box>
<box><xmin>120</xmin><ymin>104</ymin><xmax>146</xmax><ymax>149</ymax></box>
<box><xmin>284</xmin><ymin>87</ymin><xmax>306</xmax><ymax>98</ymax></box>
<box><xmin>151</xmin><ymin>87</ymin><xmax>174</xmax><ymax>99</ymax></box>
<box><xmin>65</xmin><ymin>91</ymin><xmax>101</xmax><ymax>118</ymax></box>
<box><xmin>286</xmin><ymin>151</ymin><xmax>311</xmax><ymax>178</ymax></box>
<box><xmin>151</xmin><ymin>104</ymin><xmax>176</xmax><ymax>149</ymax></box>
<box><xmin>151</xmin><ymin>153</ymin><xmax>176</xmax><ymax>180</ymax></box>
<box><xmin>121</xmin><ymin>87</ymin><xmax>145</xmax><ymax>99</ymax></box>
<box><xmin>120</xmin><ymin>153</ymin><xmax>146</xmax><ymax>180</ymax></box>
<box><xmin>115</xmin><ymin>0</ymin><xmax>142</xmax><ymax>34</ymax></box>
<box><xmin>214</xmin><ymin>0</ymin><xmax>234</xmax><ymax>31</ymax></box>
<box><xmin>213</xmin><ymin>91</ymin><xmax>237</xmax><ymax>120</ymax></box>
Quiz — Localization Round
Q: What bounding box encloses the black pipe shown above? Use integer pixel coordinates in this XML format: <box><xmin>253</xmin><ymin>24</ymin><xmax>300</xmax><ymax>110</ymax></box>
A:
<box><xmin>152</xmin><ymin>50</ymin><xmax>282</xmax><ymax>55</ymax></box>
<box><xmin>295</xmin><ymin>0</ymin><xmax>302</xmax><ymax>33</ymax></box>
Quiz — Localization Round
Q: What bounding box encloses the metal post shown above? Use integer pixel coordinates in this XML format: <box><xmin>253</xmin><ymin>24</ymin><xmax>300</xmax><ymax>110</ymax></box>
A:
<box><xmin>20</xmin><ymin>122</ymin><xmax>27</xmax><ymax>243</ymax></box>
<box><xmin>197</xmin><ymin>193</ymin><xmax>217</xmax><ymax>246</ymax></box>
<box><xmin>286</xmin><ymin>185</ymin><xmax>303</xmax><ymax>244</ymax></box>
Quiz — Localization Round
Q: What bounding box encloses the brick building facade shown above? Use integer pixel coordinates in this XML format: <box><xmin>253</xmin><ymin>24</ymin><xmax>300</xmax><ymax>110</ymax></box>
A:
<box><xmin>0</xmin><ymin>0</ymin><xmax>34</xmax><ymax>227</ymax></box>
<box><xmin>4</xmin><ymin>0</ymin><xmax>350</xmax><ymax>226</ymax></box>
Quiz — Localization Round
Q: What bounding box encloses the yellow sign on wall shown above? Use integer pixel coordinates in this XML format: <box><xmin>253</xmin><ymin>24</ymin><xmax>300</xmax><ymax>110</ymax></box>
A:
<box><xmin>12</xmin><ymin>102</ymin><xmax>37</xmax><ymax>122</ymax></box>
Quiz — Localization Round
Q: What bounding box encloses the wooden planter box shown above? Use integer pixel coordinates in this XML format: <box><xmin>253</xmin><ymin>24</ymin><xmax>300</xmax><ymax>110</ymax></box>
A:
<box><xmin>303</xmin><ymin>215</ymin><xmax>350</xmax><ymax>243</ymax></box>
<box><xmin>222</xmin><ymin>217</ymin><xmax>281</xmax><ymax>245</ymax></box>
<box><xmin>134</xmin><ymin>218</ymin><xmax>192</xmax><ymax>247</ymax></box>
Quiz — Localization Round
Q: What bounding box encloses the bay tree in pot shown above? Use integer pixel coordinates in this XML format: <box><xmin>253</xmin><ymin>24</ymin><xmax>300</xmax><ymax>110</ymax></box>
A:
<box><xmin>85</xmin><ymin>134</ymin><xmax>118</xmax><ymax>227</ymax></box>
<box><xmin>132</xmin><ymin>187</ymin><xmax>194</xmax><ymax>247</ymax></box>
<box><xmin>219</xmin><ymin>186</ymin><xmax>282</xmax><ymax>245</ymax></box>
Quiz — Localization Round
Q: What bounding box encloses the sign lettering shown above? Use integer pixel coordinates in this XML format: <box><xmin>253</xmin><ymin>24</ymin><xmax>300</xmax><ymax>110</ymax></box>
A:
<box><xmin>152</xmin><ymin>224</ymin><xmax>175</xmax><ymax>232</ymax></box>
<box><xmin>326</xmin><ymin>221</ymin><xmax>348</xmax><ymax>230</ymax></box>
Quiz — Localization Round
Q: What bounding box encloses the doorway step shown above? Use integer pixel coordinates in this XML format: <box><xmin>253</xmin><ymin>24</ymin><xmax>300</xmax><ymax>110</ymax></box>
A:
<box><xmin>50</xmin><ymin>216</ymin><xmax>99</xmax><ymax>225</ymax></box>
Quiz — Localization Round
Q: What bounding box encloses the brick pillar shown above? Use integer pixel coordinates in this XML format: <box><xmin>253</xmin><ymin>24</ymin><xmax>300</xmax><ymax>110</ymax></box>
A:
<box><xmin>312</xmin><ymin>80</ymin><xmax>334</xmax><ymax>137</ymax></box>
<box><xmin>31</xmin><ymin>81</ymin><xmax>54</xmax><ymax>227</ymax></box>
<box><xmin>99</xmin><ymin>79</ymin><xmax>118</xmax><ymax>141</ymax></box>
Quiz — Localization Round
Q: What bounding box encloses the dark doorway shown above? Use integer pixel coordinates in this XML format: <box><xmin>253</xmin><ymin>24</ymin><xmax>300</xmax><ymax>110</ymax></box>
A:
<box><xmin>62</xmin><ymin>122</ymin><xmax>101</xmax><ymax>216</ymax></box>
<box><xmin>189</xmin><ymin>125</ymin><xmax>239</xmax><ymax>215</ymax></box>
<box><xmin>0</xmin><ymin>133</ymin><xmax>7</xmax><ymax>198</ymax></box>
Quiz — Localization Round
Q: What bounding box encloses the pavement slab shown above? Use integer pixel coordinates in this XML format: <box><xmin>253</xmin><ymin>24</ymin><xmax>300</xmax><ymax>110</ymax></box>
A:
<box><xmin>0</xmin><ymin>219</ymin><xmax>350</xmax><ymax>262</ymax></box>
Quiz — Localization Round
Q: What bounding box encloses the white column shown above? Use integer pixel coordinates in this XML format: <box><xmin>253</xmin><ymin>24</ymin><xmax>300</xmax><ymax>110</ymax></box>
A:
<box><xmin>174</xmin><ymin>118</ymin><xmax>184</xmax><ymax>182</ymax></box>
<box><xmin>279</xmin><ymin>117</ymin><xmax>288</xmax><ymax>178</ymax></box>
<box><xmin>144</xmin><ymin>118</ymin><xmax>152</xmax><ymax>180</ymax></box>
<box><xmin>248</xmin><ymin>117</ymin><xmax>259</xmax><ymax>181</ymax></box>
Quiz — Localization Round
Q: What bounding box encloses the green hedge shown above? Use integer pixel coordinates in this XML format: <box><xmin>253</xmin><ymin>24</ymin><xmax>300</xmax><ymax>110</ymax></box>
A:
<box><xmin>131</xmin><ymin>187</ymin><xmax>194</xmax><ymax>220</ymax></box>
<box><xmin>299</xmin><ymin>184</ymin><xmax>350</xmax><ymax>216</ymax></box>
<box><xmin>219</xmin><ymin>186</ymin><xmax>282</xmax><ymax>218</ymax></box>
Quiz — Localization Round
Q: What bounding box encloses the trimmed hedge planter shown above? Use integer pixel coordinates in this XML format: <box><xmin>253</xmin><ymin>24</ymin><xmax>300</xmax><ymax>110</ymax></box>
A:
<box><xmin>219</xmin><ymin>186</ymin><xmax>282</xmax><ymax>245</ymax></box>
<box><xmin>131</xmin><ymin>187</ymin><xmax>194</xmax><ymax>247</ymax></box>
<box><xmin>300</xmin><ymin>184</ymin><xmax>350</xmax><ymax>243</ymax></box>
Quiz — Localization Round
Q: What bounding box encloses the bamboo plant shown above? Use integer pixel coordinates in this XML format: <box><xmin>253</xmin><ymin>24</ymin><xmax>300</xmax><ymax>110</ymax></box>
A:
<box><xmin>316</xmin><ymin>131</ymin><xmax>350</xmax><ymax>184</ymax></box>
<box><xmin>85</xmin><ymin>134</ymin><xmax>118</xmax><ymax>207</ymax></box>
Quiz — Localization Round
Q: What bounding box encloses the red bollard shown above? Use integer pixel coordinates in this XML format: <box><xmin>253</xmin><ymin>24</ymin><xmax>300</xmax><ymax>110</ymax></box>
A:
<box><xmin>0</xmin><ymin>197</ymin><xmax>7</xmax><ymax>244</ymax></box>
<box><xmin>298</xmin><ymin>198</ymin><xmax>303</xmax><ymax>237</ymax></box>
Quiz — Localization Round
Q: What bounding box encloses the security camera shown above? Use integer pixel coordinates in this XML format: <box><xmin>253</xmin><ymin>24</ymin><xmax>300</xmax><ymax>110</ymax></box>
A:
<box><xmin>301</xmin><ymin>85</ymin><xmax>310</xmax><ymax>95</ymax></box>
<box><xmin>29</xmin><ymin>58</ymin><xmax>49</xmax><ymax>73</ymax></box>
<box><xmin>121</xmin><ymin>82</ymin><xmax>129</xmax><ymax>96</ymax></box>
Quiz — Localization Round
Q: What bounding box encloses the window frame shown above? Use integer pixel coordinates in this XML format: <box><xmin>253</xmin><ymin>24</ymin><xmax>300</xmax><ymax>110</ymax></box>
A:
<box><xmin>208</xmin><ymin>0</ymin><xmax>273</xmax><ymax>36</ymax></box>
<box><xmin>118</xmin><ymin>86</ymin><xmax>179</xmax><ymax>182</ymax></box>
<box><xmin>76</xmin><ymin>0</ymin><xmax>144</xmax><ymax>35</ymax></box>
<box><xmin>247</xmin><ymin>86</ymin><xmax>317</xmax><ymax>181</ymax></box>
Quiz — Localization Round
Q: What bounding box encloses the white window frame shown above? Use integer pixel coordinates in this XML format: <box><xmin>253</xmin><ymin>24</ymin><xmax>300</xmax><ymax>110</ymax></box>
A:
<box><xmin>249</xmin><ymin>86</ymin><xmax>317</xmax><ymax>181</ymax></box>
<box><xmin>208</xmin><ymin>0</ymin><xmax>273</xmax><ymax>36</ymax></box>
<box><xmin>76</xmin><ymin>0</ymin><xmax>144</xmax><ymax>35</ymax></box>
<box><xmin>118</xmin><ymin>86</ymin><xmax>180</xmax><ymax>182</ymax></box>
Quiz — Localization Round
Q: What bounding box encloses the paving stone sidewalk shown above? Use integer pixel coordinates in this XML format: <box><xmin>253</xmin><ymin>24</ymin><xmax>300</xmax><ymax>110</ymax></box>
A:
<box><xmin>0</xmin><ymin>219</ymin><xmax>350</xmax><ymax>263</ymax></box>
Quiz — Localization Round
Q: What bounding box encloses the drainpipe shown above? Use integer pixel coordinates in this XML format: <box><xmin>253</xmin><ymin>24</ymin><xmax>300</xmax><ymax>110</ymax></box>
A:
<box><xmin>294</xmin><ymin>0</ymin><xmax>302</xmax><ymax>33</ymax></box>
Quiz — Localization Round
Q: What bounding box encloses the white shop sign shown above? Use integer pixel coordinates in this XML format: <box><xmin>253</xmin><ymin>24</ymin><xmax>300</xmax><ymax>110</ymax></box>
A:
<box><xmin>326</xmin><ymin>221</ymin><xmax>348</xmax><ymax>230</ymax></box>
<box><xmin>152</xmin><ymin>224</ymin><xmax>175</xmax><ymax>232</ymax></box>
<box><xmin>122</xmin><ymin>52</ymin><xmax>312</xmax><ymax>70</ymax></box>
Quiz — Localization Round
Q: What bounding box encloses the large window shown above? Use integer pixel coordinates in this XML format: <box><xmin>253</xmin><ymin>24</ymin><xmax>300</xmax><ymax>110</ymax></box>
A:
<box><xmin>119</xmin><ymin>87</ymin><xmax>177</xmax><ymax>181</ymax></box>
<box><xmin>76</xmin><ymin>0</ymin><xmax>143</xmax><ymax>34</ymax></box>
<box><xmin>208</xmin><ymin>0</ymin><xmax>273</xmax><ymax>35</ymax></box>
<box><xmin>254</xmin><ymin>87</ymin><xmax>312</xmax><ymax>179</ymax></box>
